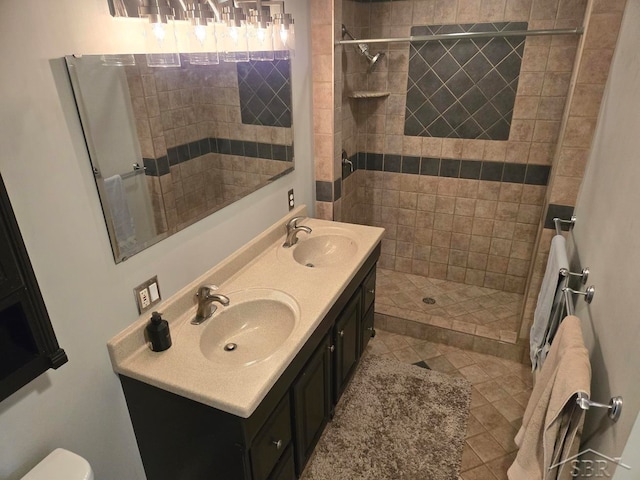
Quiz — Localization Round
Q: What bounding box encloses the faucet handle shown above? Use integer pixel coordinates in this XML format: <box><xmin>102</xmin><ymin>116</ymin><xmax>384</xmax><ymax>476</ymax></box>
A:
<box><xmin>286</xmin><ymin>216</ymin><xmax>305</xmax><ymax>229</ymax></box>
<box><xmin>196</xmin><ymin>284</ymin><xmax>219</xmax><ymax>298</ymax></box>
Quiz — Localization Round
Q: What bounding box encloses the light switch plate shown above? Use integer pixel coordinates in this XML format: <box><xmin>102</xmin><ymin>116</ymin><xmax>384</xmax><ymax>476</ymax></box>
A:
<box><xmin>134</xmin><ymin>276</ymin><xmax>161</xmax><ymax>314</ymax></box>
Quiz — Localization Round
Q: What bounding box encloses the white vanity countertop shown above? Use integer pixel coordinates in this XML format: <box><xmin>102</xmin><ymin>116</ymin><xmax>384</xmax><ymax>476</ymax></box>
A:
<box><xmin>107</xmin><ymin>207</ymin><xmax>384</xmax><ymax>418</ymax></box>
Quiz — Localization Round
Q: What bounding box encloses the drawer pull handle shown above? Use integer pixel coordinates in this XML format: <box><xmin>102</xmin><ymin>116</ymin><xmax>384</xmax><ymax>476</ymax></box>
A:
<box><xmin>272</xmin><ymin>439</ymin><xmax>283</xmax><ymax>450</ymax></box>
<box><xmin>339</xmin><ymin>330</ymin><xmax>344</xmax><ymax>338</ymax></box>
<box><xmin>368</xmin><ymin>327</ymin><xmax>376</xmax><ymax>338</ymax></box>
<box><xmin>329</xmin><ymin>344</ymin><xmax>335</xmax><ymax>353</ymax></box>
<box><xmin>368</xmin><ymin>289</ymin><xmax>375</xmax><ymax>294</ymax></box>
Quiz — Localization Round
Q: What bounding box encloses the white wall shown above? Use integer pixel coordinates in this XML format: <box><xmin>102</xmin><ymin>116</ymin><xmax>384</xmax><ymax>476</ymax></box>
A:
<box><xmin>0</xmin><ymin>1</ymin><xmax>313</xmax><ymax>478</ymax></box>
<box><xmin>568</xmin><ymin>0</ymin><xmax>640</xmax><ymax>473</ymax></box>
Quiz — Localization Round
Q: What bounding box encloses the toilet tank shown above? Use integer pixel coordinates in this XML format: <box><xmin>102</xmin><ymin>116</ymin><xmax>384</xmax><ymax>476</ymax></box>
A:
<box><xmin>21</xmin><ymin>448</ymin><xmax>94</xmax><ymax>480</ymax></box>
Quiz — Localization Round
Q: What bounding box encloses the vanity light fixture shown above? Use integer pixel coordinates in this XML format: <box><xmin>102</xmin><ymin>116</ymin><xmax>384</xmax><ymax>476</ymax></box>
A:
<box><xmin>108</xmin><ymin>0</ymin><xmax>294</xmax><ymax>64</ymax></box>
<box><xmin>138</xmin><ymin>0</ymin><xmax>181</xmax><ymax>67</ymax></box>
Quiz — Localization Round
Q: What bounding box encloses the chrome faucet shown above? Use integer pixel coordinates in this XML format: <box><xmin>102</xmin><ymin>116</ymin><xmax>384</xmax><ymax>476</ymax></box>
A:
<box><xmin>283</xmin><ymin>216</ymin><xmax>312</xmax><ymax>248</ymax></box>
<box><xmin>192</xmin><ymin>285</ymin><xmax>230</xmax><ymax>325</ymax></box>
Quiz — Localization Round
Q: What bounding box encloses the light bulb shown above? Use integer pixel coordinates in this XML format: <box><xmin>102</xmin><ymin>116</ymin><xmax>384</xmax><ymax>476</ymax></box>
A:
<box><xmin>152</xmin><ymin>22</ymin><xmax>167</xmax><ymax>42</ymax></box>
<box><xmin>194</xmin><ymin>24</ymin><xmax>207</xmax><ymax>45</ymax></box>
<box><xmin>229</xmin><ymin>26</ymin><xmax>239</xmax><ymax>43</ymax></box>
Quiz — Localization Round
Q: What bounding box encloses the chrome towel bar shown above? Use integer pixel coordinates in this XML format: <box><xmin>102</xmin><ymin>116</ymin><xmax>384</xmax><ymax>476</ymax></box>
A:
<box><xmin>553</xmin><ymin>216</ymin><xmax>577</xmax><ymax>235</ymax></box>
<box><xmin>576</xmin><ymin>392</ymin><xmax>623</xmax><ymax>422</ymax></box>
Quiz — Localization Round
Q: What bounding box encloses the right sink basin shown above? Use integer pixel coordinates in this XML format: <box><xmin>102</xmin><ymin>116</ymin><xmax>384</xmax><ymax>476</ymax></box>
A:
<box><xmin>289</xmin><ymin>231</ymin><xmax>358</xmax><ymax>268</ymax></box>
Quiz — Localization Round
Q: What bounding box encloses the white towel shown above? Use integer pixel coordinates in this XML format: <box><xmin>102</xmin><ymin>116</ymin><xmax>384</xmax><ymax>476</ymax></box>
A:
<box><xmin>103</xmin><ymin>174</ymin><xmax>137</xmax><ymax>258</ymax></box>
<box><xmin>530</xmin><ymin>235</ymin><xmax>569</xmax><ymax>370</ymax></box>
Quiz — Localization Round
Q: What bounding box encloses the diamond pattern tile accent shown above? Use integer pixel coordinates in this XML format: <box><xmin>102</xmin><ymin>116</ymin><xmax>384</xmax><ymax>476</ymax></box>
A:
<box><xmin>404</xmin><ymin>22</ymin><xmax>527</xmax><ymax>140</ymax></box>
<box><xmin>237</xmin><ymin>59</ymin><xmax>292</xmax><ymax>128</ymax></box>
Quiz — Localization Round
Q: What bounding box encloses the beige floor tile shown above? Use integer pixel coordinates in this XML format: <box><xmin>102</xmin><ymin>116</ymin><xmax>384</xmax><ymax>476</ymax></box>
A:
<box><xmin>461</xmin><ymin>464</ymin><xmax>499</xmax><ymax>480</ymax></box>
<box><xmin>412</xmin><ymin>341</ymin><xmax>444</xmax><ymax>360</ymax></box>
<box><xmin>426</xmin><ymin>355</ymin><xmax>458</xmax><ymax>373</ymax></box>
<box><xmin>471</xmin><ymin>404</ymin><xmax>513</xmax><ymax>431</ymax></box>
<box><xmin>465</xmin><ymin>415</ymin><xmax>487</xmax><ymax>438</ymax></box>
<box><xmin>379</xmin><ymin>333</ymin><xmax>411</xmax><ymax>350</ymax></box>
<box><xmin>466</xmin><ymin>432</ymin><xmax>508</xmax><ymax>463</ymax></box>
<box><xmin>459</xmin><ymin>364</ymin><xmax>492</xmax><ymax>384</ymax></box>
<box><xmin>470</xmin><ymin>387</ymin><xmax>489</xmax><ymax>408</ymax></box>
<box><xmin>445</xmin><ymin>351</ymin><xmax>477</xmax><ymax>369</ymax></box>
<box><xmin>391</xmin><ymin>346</ymin><xmax>422</xmax><ymax>364</ymax></box>
<box><xmin>491</xmin><ymin>396</ymin><xmax>525</xmax><ymax>423</ymax></box>
<box><xmin>488</xmin><ymin>423</ymin><xmax>519</xmax><ymax>453</ymax></box>
<box><xmin>461</xmin><ymin>444</ymin><xmax>484</xmax><ymax>472</ymax></box>
<box><xmin>474</xmin><ymin>380</ymin><xmax>510</xmax><ymax>403</ymax></box>
<box><xmin>485</xmin><ymin>453</ymin><xmax>516</xmax><ymax>480</ymax></box>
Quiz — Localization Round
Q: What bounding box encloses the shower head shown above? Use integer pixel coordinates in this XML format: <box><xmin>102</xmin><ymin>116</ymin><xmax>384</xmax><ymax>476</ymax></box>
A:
<box><xmin>364</xmin><ymin>51</ymin><xmax>385</xmax><ymax>72</ymax></box>
<box><xmin>341</xmin><ymin>24</ymin><xmax>385</xmax><ymax>73</ymax></box>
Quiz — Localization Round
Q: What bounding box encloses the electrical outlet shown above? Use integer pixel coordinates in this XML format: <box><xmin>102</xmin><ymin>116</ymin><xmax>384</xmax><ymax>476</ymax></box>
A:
<box><xmin>139</xmin><ymin>288</ymin><xmax>151</xmax><ymax>309</ymax></box>
<box><xmin>288</xmin><ymin>189</ymin><xmax>295</xmax><ymax>210</ymax></box>
<box><xmin>134</xmin><ymin>276</ymin><xmax>162</xmax><ymax>314</ymax></box>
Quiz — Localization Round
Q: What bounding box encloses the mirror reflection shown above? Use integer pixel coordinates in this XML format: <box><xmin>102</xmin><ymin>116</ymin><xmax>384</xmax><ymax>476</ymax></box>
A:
<box><xmin>65</xmin><ymin>54</ymin><xmax>294</xmax><ymax>262</ymax></box>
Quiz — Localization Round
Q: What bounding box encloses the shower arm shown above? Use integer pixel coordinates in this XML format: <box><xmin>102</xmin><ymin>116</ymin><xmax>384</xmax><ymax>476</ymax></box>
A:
<box><xmin>341</xmin><ymin>25</ymin><xmax>370</xmax><ymax>56</ymax></box>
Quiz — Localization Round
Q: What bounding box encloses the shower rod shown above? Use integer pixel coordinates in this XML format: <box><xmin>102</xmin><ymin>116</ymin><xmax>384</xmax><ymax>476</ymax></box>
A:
<box><xmin>336</xmin><ymin>27</ymin><xmax>584</xmax><ymax>46</ymax></box>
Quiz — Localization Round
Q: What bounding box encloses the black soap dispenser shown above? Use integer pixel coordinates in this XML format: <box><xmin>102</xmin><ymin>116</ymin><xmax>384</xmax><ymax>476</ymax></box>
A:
<box><xmin>146</xmin><ymin>311</ymin><xmax>172</xmax><ymax>352</ymax></box>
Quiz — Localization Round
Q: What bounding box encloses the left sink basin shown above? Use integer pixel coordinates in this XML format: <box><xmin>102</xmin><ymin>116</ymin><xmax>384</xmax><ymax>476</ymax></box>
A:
<box><xmin>198</xmin><ymin>289</ymin><xmax>299</xmax><ymax>367</ymax></box>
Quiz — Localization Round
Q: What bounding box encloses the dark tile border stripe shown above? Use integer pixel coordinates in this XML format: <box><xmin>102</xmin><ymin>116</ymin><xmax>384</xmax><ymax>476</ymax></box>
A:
<box><xmin>145</xmin><ymin>137</ymin><xmax>293</xmax><ymax>176</ymax></box>
<box><xmin>544</xmin><ymin>204</ymin><xmax>575</xmax><ymax>230</ymax></box>
<box><xmin>343</xmin><ymin>151</ymin><xmax>551</xmax><ymax>186</ymax></box>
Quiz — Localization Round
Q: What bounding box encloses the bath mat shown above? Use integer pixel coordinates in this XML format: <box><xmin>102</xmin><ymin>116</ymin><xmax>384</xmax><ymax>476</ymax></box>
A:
<box><xmin>301</xmin><ymin>355</ymin><xmax>471</xmax><ymax>480</ymax></box>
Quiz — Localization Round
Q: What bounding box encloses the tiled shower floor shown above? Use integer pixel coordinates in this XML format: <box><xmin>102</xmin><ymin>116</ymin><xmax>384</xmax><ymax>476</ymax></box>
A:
<box><xmin>375</xmin><ymin>268</ymin><xmax>523</xmax><ymax>343</ymax></box>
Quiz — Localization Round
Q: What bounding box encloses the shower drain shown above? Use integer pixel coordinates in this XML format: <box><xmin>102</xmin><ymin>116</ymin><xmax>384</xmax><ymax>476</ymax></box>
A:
<box><xmin>422</xmin><ymin>297</ymin><xmax>436</xmax><ymax>305</ymax></box>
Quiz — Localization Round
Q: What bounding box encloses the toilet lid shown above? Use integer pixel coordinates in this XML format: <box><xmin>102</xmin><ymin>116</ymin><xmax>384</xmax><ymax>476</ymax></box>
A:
<box><xmin>22</xmin><ymin>448</ymin><xmax>93</xmax><ymax>480</ymax></box>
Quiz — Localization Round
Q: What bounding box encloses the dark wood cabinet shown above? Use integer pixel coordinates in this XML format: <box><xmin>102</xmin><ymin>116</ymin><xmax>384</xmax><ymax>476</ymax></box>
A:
<box><xmin>0</xmin><ymin>174</ymin><xmax>67</xmax><ymax>403</ymax></box>
<box><xmin>291</xmin><ymin>333</ymin><xmax>332</xmax><ymax>475</ymax></box>
<box><xmin>120</xmin><ymin>244</ymin><xmax>380</xmax><ymax>480</ymax></box>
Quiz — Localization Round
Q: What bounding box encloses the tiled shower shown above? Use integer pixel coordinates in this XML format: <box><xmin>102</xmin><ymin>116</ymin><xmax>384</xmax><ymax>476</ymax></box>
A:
<box><xmin>309</xmin><ymin>0</ymin><xmax>620</xmax><ymax>359</ymax></box>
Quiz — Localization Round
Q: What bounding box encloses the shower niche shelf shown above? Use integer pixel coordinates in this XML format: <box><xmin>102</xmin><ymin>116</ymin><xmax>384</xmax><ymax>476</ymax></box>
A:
<box><xmin>348</xmin><ymin>91</ymin><xmax>391</xmax><ymax>99</ymax></box>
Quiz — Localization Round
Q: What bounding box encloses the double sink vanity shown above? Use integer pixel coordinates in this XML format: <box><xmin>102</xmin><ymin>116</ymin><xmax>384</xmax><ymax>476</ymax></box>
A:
<box><xmin>108</xmin><ymin>207</ymin><xmax>384</xmax><ymax>480</ymax></box>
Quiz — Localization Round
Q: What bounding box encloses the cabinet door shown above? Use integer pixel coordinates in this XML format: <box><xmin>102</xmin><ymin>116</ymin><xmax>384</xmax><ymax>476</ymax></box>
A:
<box><xmin>268</xmin><ymin>445</ymin><xmax>296</xmax><ymax>480</ymax></box>
<box><xmin>360</xmin><ymin>304</ymin><xmax>375</xmax><ymax>355</ymax></box>
<box><xmin>334</xmin><ymin>290</ymin><xmax>360</xmax><ymax>402</ymax></box>
<box><xmin>251</xmin><ymin>395</ymin><xmax>292</xmax><ymax>480</ymax></box>
<box><xmin>362</xmin><ymin>265</ymin><xmax>376</xmax><ymax>315</ymax></box>
<box><xmin>291</xmin><ymin>333</ymin><xmax>332</xmax><ymax>476</ymax></box>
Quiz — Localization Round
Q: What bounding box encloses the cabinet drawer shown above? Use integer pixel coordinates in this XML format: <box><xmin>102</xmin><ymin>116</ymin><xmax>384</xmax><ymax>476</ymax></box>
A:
<box><xmin>251</xmin><ymin>395</ymin><xmax>292</xmax><ymax>480</ymax></box>
<box><xmin>362</xmin><ymin>265</ymin><xmax>376</xmax><ymax>314</ymax></box>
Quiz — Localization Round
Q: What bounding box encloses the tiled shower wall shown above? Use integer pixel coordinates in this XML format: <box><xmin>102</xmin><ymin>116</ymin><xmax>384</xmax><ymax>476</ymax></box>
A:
<box><xmin>125</xmin><ymin>55</ymin><xmax>293</xmax><ymax>233</ymax></box>
<box><xmin>336</xmin><ymin>0</ymin><xmax>587</xmax><ymax>294</ymax></box>
<box><xmin>310</xmin><ymin>0</ymin><xmax>626</xmax><ymax>347</ymax></box>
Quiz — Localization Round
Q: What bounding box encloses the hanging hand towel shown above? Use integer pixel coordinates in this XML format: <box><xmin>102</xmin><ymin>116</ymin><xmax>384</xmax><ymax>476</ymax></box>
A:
<box><xmin>530</xmin><ymin>235</ymin><xmax>569</xmax><ymax>370</ymax></box>
<box><xmin>103</xmin><ymin>174</ymin><xmax>137</xmax><ymax>258</ymax></box>
<box><xmin>508</xmin><ymin>315</ymin><xmax>590</xmax><ymax>480</ymax></box>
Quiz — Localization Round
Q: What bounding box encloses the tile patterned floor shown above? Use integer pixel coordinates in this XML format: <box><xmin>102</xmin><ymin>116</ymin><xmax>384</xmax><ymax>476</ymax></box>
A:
<box><xmin>375</xmin><ymin>268</ymin><xmax>524</xmax><ymax>343</ymax></box>
<box><xmin>365</xmin><ymin>328</ymin><xmax>533</xmax><ymax>480</ymax></box>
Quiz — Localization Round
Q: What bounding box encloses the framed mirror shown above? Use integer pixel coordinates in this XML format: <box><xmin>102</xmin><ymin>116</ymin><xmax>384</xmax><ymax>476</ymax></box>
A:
<box><xmin>65</xmin><ymin>53</ymin><xmax>294</xmax><ymax>262</ymax></box>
